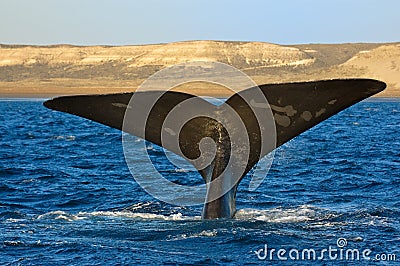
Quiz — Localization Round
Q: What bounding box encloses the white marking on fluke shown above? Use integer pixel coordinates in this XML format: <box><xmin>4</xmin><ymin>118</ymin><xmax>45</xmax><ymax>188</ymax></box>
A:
<box><xmin>301</xmin><ymin>111</ymin><xmax>313</xmax><ymax>121</ymax></box>
<box><xmin>250</xmin><ymin>100</ymin><xmax>297</xmax><ymax>117</ymax></box>
<box><xmin>315</xmin><ymin>108</ymin><xmax>326</xmax><ymax>118</ymax></box>
<box><xmin>328</xmin><ymin>99</ymin><xmax>337</xmax><ymax>105</ymax></box>
<box><xmin>274</xmin><ymin>114</ymin><xmax>291</xmax><ymax>127</ymax></box>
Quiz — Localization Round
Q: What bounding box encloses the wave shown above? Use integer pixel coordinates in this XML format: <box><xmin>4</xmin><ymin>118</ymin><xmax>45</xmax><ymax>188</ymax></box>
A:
<box><xmin>36</xmin><ymin>210</ymin><xmax>200</xmax><ymax>222</ymax></box>
<box><xmin>235</xmin><ymin>205</ymin><xmax>319</xmax><ymax>222</ymax></box>
<box><xmin>50</xmin><ymin>135</ymin><xmax>76</xmax><ymax>141</ymax></box>
<box><xmin>166</xmin><ymin>230</ymin><xmax>218</xmax><ymax>241</ymax></box>
<box><xmin>28</xmin><ymin>204</ymin><xmax>399</xmax><ymax>227</ymax></box>
<box><xmin>33</xmin><ymin>205</ymin><xmax>323</xmax><ymax>223</ymax></box>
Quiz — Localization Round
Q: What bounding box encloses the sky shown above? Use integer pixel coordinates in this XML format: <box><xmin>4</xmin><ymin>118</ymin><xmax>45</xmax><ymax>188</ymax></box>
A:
<box><xmin>0</xmin><ymin>0</ymin><xmax>399</xmax><ymax>45</ymax></box>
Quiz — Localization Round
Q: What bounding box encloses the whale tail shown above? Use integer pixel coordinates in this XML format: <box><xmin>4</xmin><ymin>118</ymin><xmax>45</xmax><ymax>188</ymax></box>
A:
<box><xmin>44</xmin><ymin>79</ymin><xmax>386</xmax><ymax>219</ymax></box>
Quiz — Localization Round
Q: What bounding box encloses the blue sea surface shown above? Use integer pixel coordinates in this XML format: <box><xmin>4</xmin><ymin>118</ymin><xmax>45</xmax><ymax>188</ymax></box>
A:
<box><xmin>0</xmin><ymin>98</ymin><xmax>399</xmax><ymax>265</ymax></box>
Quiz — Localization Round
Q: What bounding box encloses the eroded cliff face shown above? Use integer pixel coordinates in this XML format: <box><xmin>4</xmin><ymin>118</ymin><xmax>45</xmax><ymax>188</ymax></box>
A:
<box><xmin>0</xmin><ymin>40</ymin><xmax>398</xmax><ymax>96</ymax></box>
<box><xmin>0</xmin><ymin>41</ymin><xmax>313</xmax><ymax>66</ymax></box>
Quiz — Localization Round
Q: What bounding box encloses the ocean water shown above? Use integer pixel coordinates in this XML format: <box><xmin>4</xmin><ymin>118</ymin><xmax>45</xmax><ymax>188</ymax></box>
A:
<box><xmin>0</xmin><ymin>98</ymin><xmax>399</xmax><ymax>265</ymax></box>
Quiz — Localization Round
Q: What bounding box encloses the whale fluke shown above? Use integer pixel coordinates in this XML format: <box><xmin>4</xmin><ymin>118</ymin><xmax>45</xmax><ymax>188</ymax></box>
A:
<box><xmin>44</xmin><ymin>79</ymin><xmax>386</xmax><ymax>219</ymax></box>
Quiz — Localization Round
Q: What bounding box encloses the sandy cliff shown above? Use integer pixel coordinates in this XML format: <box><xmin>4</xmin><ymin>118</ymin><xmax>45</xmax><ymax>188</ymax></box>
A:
<box><xmin>0</xmin><ymin>41</ymin><xmax>398</xmax><ymax>97</ymax></box>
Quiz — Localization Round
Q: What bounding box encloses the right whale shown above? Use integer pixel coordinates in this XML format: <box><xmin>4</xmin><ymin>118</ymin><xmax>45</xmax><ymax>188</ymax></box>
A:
<box><xmin>44</xmin><ymin>79</ymin><xmax>386</xmax><ymax>219</ymax></box>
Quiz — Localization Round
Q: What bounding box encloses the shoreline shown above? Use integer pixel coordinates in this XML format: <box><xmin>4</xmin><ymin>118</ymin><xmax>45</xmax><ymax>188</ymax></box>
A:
<box><xmin>1</xmin><ymin>41</ymin><xmax>399</xmax><ymax>98</ymax></box>
<box><xmin>1</xmin><ymin>93</ymin><xmax>399</xmax><ymax>99</ymax></box>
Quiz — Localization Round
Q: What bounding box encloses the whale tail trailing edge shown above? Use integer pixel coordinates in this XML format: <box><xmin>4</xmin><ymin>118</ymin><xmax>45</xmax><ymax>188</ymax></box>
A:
<box><xmin>44</xmin><ymin>79</ymin><xmax>386</xmax><ymax>219</ymax></box>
